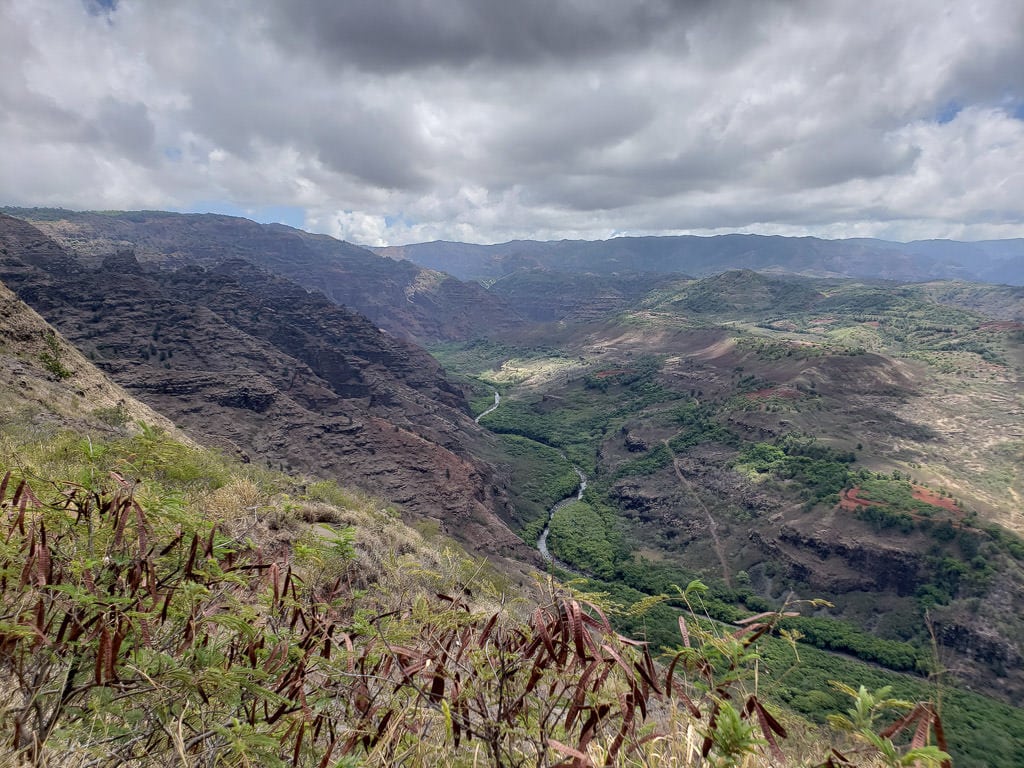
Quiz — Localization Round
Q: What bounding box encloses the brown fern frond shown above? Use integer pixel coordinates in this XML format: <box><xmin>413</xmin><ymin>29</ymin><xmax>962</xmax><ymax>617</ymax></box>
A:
<box><xmin>0</xmin><ymin>470</ymin><xmax>11</xmax><ymax>504</ymax></box>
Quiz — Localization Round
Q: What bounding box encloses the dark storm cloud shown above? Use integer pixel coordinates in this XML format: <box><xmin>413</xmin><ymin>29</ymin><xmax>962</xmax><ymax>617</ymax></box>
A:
<box><xmin>94</xmin><ymin>98</ymin><xmax>156</xmax><ymax>162</ymax></box>
<box><xmin>262</xmin><ymin>0</ymin><xmax>712</xmax><ymax>72</ymax></box>
<box><xmin>311</xmin><ymin>115</ymin><xmax>432</xmax><ymax>191</ymax></box>
<box><xmin>766</xmin><ymin>131</ymin><xmax>923</xmax><ymax>190</ymax></box>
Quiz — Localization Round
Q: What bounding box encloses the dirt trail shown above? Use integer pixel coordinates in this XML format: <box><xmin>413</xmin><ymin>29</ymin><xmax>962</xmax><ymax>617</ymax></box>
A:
<box><xmin>663</xmin><ymin>440</ymin><xmax>732</xmax><ymax>588</ymax></box>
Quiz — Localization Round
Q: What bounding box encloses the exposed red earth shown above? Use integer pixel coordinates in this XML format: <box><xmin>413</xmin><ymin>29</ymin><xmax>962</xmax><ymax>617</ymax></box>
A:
<box><xmin>593</xmin><ymin>368</ymin><xmax>631</xmax><ymax>379</ymax></box>
<box><xmin>839</xmin><ymin>485</ymin><xmax>963</xmax><ymax>519</ymax></box>
<box><xmin>978</xmin><ymin>320</ymin><xmax>1024</xmax><ymax>332</ymax></box>
<box><xmin>747</xmin><ymin>385</ymin><xmax>804</xmax><ymax>401</ymax></box>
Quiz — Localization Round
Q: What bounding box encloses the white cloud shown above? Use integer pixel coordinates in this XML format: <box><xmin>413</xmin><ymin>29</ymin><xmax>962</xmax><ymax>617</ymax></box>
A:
<box><xmin>322</xmin><ymin>211</ymin><xmax>389</xmax><ymax>247</ymax></box>
<box><xmin>1</xmin><ymin>0</ymin><xmax>1023</xmax><ymax>244</ymax></box>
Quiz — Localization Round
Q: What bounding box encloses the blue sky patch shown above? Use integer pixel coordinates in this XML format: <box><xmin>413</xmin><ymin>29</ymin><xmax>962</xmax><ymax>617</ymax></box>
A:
<box><xmin>83</xmin><ymin>0</ymin><xmax>117</xmax><ymax>14</ymax></box>
<box><xmin>935</xmin><ymin>101</ymin><xmax>962</xmax><ymax>124</ymax></box>
<box><xmin>180</xmin><ymin>201</ymin><xmax>306</xmax><ymax>229</ymax></box>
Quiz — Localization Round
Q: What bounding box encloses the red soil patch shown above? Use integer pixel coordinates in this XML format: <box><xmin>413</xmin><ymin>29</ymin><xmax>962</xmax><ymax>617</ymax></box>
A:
<box><xmin>809</xmin><ymin>316</ymin><xmax>837</xmax><ymax>326</ymax></box>
<box><xmin>839</xmin><ymin>485</ymin><xmax>963</xmax><ymax>519</ymax></box>
<box><xmin>838</xmin><ymin>488</ymin><xmax>885</xmax><ymax>511</ymax></box>
<box><xmin>910</xmin><ymin>485</ymin><xmax>959</xmax><ymax>513</ymax></box>
<box><xmin>594</xmin><ymin>368</ymin><xmax>630</xmax><ymax>379</ymax></box>
<box><xmin>863</xmin><ymin>321</ymin><xmax>880</xmax><ymax>328</ymax></box>
<box><xmin>747</xmin><ymin>386</ymin><xmax>803</xmax><ymax>401</ymax></box>
<box><xmin>978</xmin><ymin>321</ymin><xmax>1024</xmax><ymax>332</ymax></box>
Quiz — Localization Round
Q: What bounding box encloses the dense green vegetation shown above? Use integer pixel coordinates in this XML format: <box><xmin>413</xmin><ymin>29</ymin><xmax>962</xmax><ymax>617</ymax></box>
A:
<box><xmin>547</xmin><ymin>498</ymin><xmax>624</xmax><ymax>579</ymax></box>
<box><xmin>480</xmin><ymin>356</ymin><xmax>684</xmax><ymax>471</ymax></box>
<box><xmin>608</xmin><ymin>402</ymin><xmax>740</xmax><ymax>480</ymax></box>
<box><xmin>735</xmin><ymin>335</ymin><xmax>837</xmax><ymax>360</ymax></box>
<box><xmin>734</xmin><ymin>436</ymin><xmax>855</xmax><ymax>504</ymax></box>
<box><xmin>612</xmin><ymin>442</ymin><xmax>674</xmax><ymax>478</ymax></box>
<box><xmin>39</xmin><ymin>329</ymin><xmax>73</xmax><ymax>379</ymax></box>
<box><xmin>778</xmin><ymin>616</ymin><xmax>921</xmax><ymax>671</ymax></box>
<box><xmin>668</xmin><ymin>400</ymin><xmax>737</xmax><ymax>451</ymax></box>
<box><xmin>571</xmin><ymin>573</ymin><xmax>1022</xmax><ymax>768</ymax></box>
<box><xmin>548</xmin><ymin>507</ymin><xmax>945</xmax><ymax>682</ymax></box>
<box><xmin>480</xmin><ymin>395</ymin><xmax>611</xmax><ymax>470</ymax></box>
<box><xmin>492</xmin><ymin>433</ymin><xmax>579</xmax><ymax>534</ymax></box>
<box><xmin>662</xmin><ymin>271</ymin><xmax>824</xmax><ymax>315</ymax></box>
<box><xmin>469</xmin><ymin>386</ymin><xmax>499</xmax><ymax>416</ymax></box>
<box><xmin>764</xmin><ymin>642</ymin><xmax>1024</xmax><ymax>768</ymax></box>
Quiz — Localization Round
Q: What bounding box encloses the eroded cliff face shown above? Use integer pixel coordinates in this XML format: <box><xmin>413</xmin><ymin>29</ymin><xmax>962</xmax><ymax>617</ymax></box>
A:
<box><xmin>4</xmin><ymin>209</ymin><xmax>526</xmax><ymax>345</ymax></box>
<box><xmin>770</xmin><ymin>527</ymin><xmax>924</xmax><ymax>596</ymax></box>
<box><xmin>0</xmin><ymin>278</ymin><xmax>187</xmax><ymax>439</ymax></box>
<box><xmin>0</xmin><ymin>214</ymin><xmax>530</xmax><ymax>563</ymax></box>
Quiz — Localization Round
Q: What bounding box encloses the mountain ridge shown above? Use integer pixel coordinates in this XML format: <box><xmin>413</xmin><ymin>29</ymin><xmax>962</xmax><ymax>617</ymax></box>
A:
<box><xmin>0</xmin><ymin>207</ymin><xmax>525</xmax><ymax>344</ymax></box>
<box><xmin>0</xmin><ymin>213</ymin><xmax>532</xmax><ymax>565</ymax></box>
<box><xmin>373</xmin><ymin>233</ymin><xmax>1024</xmax><ymax>285</ymax></box>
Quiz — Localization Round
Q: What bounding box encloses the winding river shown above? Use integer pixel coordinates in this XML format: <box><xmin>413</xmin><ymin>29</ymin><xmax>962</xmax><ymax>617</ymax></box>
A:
<box><xmin>474</xmin><ymin>389</ymin><xmax>500</xmax><ymax>423</ymax></box>
<box><xmin>537</xmin><ymin>465</ymin><xmax>587</xmax><ymax>565</ymax></box>
<box><xmin>475</xmin><ymin>386</ymin><xmax>585</xmax><ymax>568</ymax></box>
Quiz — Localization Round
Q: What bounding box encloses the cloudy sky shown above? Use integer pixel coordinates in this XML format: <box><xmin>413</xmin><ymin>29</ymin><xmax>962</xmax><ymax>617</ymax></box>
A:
<box><xmin>2</xmin><ymin>0</ymin><xmax>1023</xmax><ymax>245</ymax></box>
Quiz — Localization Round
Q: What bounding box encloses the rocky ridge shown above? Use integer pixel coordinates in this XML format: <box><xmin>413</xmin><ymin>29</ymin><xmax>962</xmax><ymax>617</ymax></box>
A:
<box><xmin>0</xmin><ymin>214</ymin><xmax>529</xmax><ymax>561</ymax></box>
<box><xmin>2</xmin><ymin>208</ymin><xmax>525</xmax><ymax>344</ymax></box>
<box><xmin>0</xmin><ymin>277</ymin><xmax>183</xmax><ymax>439</ymax></box>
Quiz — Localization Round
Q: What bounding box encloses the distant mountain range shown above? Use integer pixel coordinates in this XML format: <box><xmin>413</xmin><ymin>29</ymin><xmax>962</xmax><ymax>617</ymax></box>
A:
<box><xmin>374</xmin><ymin>234</ymin><xmax>1024</xmax><ymax>285</ymax></box>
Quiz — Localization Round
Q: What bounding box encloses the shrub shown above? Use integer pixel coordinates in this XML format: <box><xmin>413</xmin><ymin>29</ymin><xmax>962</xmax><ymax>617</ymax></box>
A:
<box><xmin>39</xmin><ymin>330</ymin><xmax>72</xmax><ymax>380</ymax></box>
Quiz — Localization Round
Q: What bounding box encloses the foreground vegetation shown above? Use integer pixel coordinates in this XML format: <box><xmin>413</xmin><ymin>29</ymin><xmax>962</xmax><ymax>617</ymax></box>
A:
<box><xmin>568</xmin><ymin>570</ymin><xmax>1022</xmax><ymax>768</ymax></box>
<box><xmin>0</xmin><ymin>419</ymin><xmax>959</xmax><ymax>767</ymax></box>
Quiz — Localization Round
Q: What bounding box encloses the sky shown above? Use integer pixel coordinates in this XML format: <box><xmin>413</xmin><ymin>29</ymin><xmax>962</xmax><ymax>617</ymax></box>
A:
<box><xmin>2</xmin><ymin>0</ymin><xmax>1024</xmax><ymax>246</ymax></box>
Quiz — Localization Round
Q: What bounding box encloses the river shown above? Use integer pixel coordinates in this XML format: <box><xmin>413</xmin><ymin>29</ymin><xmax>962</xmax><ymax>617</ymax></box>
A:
<box><xmin>474</xmin><ymin>389</ymin><xmax>500</xmax><ymax>423</ymax></box>
<box><xmin>475</xmin><ymin>386</ymin><xmax>585</xmax><ymax>567</ymax></box>
<box><xmin>537</xmin><ymin>465</ymin><xmax>587</xmax><ymax>565</ymax></box>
